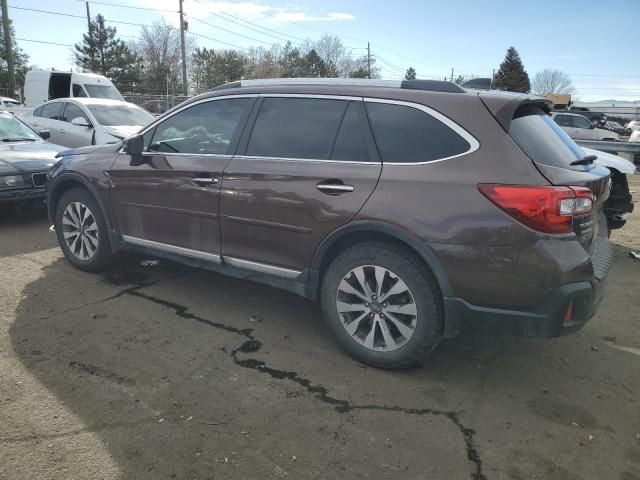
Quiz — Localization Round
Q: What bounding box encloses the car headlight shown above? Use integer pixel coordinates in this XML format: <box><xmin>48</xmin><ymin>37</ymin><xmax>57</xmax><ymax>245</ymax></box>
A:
<box><xmin>0</xmin><ymin>175</ymin><xmax>25</xmax><ymax>188</ymax></box>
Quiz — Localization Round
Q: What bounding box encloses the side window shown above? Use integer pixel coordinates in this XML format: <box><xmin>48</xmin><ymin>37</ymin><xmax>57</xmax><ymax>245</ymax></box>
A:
<box><xmin>149</xmin><ymin>98</ymin><xmax>253</xmax><ymax>155</ymax></box>
<box><xmin>246</xmin><ymin>97</ymin><xmax>347</xmax><ymax>159</ymax></box>
<box><xmin>330</xmin><ymin>102</ymin><xmax>370</xmax><ymax>162</ymax></box>
<box><xmin>40</xmin><ymin>102</ymin><xmax>64</xmax><ymax>121</ymax></box>
<box><xmin>554</xmin><ymin>115</ymin><xmax>572</xmax><ymax>127</ymax></box>
<box><xmin>62</xmin><ymin>103</ymin><xmax>90</xmax><ymax>123</ymax></box>
<box><xmin>33</xmin><ymin>106</ymin><xmax>43</xmax><ymax>117</ymax></box>
<box><xmin>367</xmin><ymin>102</ymin><xmax>471</xmax><ymax>163</ymax></box>
<box><xmin>72</xmin><ymin>84</ymin><xmax>87</xmax><ymax>97</ymax></box>
<box><xmin>573</xmin><ymin>116</ymin><xmax>591</xmax><ymax>129</ymax></box>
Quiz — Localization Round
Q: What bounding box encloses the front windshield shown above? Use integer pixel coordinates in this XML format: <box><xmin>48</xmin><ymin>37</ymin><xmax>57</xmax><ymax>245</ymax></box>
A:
<box><xmin>87</xmin><ymin>104</ymin><xmax>154</xmax><ymax>127</ymax></box>
<box><xmin>83</xmin><ymin>84</ymin><xmax>125</xmax><ymax>101</ymax></box>
<box><xmin>0</xmin><ymin>114</ymin><xmax>41</xmax><ymax>141</ymax></box>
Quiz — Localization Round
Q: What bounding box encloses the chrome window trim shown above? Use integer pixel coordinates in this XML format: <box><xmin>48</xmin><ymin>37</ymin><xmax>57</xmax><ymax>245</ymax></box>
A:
<box><xmin>224</xmin><ymin>256</ymin><xmax>302</xmax><ymax>279</ymax></box>
<box><xmin>234</xmin><ymin>155</ymin><xmax>379</xmax><ymax>165</ymax></box>
<box><xmin>122</xmin><ymin>235</ymin><xmax>221</xmax><ymax>263</ymax></box>
<box><xmin>364</xmin><ymin>97</ymin><xmax>480</xmax><ymax>165</ymax></box>
<box><xmin>259</xmin><ymin>93</ymin><xmax>363</xmax><ymax>101</ymax></box>
<box><xmin>138</xmin><ymin>93</ymin><xmax>261</xmax><ymax>137</ymax></box>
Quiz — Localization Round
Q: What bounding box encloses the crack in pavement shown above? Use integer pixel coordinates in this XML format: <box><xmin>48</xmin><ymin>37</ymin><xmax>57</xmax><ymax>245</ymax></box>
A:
<box><xmin>121</xmin><ymin>287</ymin><xmax>487</xmax><ymax>480</ymax></box>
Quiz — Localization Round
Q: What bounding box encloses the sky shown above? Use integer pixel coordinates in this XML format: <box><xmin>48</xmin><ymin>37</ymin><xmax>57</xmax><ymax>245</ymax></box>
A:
<box><xmin>8</xmin><ymin>0</ymin><xmax>640</xmax><ymax>102</ymax></box>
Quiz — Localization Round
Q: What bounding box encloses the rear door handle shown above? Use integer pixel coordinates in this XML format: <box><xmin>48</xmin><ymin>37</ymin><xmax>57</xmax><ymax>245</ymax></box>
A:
<box><xmin>316</xmin><ymin>182</ymin><xmax>354</xmax><ymax>195</ymax></box>
<box><xmin>191</xmin><ymin>177</ymin><xmax>219</xmax><ymax>187</ymax></box>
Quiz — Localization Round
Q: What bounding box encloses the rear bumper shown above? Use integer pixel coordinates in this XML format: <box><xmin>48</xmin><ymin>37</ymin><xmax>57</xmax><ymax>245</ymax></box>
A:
<box><xmin>444</xmin><ymin>280</ymin><xmax>604</xmax><ymax>337</ymax></box>
<box><xmin>443</xmin><ymin>235</ymin><xmax>612</xmax><ymax>338</ymax></box>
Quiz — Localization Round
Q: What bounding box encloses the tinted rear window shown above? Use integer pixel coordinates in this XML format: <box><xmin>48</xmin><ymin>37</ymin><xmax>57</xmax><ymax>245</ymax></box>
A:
<box><xmin>366</xmin><ymin>102</ymin><xmax>471</xmax><ymax>163</ymax></box>
<box><xmin>247</xmin><ymin>98</ymin><xmax>347</xmax><ymax>160</ymax></box>
<box><xmin>510</xmin><ymin>106</ymin><xmax>584</xmax><ymax>169</ymax></box>
<box><xmin>330</xmin><ymin>102</ymin><xmax>370</xmax><ymax>162</ymax></box>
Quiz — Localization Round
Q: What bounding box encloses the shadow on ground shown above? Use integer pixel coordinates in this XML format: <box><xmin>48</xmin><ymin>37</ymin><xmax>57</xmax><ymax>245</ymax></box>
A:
<box><xmin>0</xmin><ymin>210</ymin><xmax>54</xmax><ymax>257</ymax></box>
<box><xmin>7</xmin><ymin>245</ymin><xmax>640</xmax><ymax>480</ymax></box>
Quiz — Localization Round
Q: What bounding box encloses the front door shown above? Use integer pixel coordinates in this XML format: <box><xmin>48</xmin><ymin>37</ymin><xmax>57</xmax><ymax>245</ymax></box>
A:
<box><xmin>109</xmin><ymin>96</ymin><xmax>256</xmax><ymax>259</ymax></box>
<box><xmin>220</xmin><ymin>96</ymin><xmax>382</xmax><ymax>272</ymax></box>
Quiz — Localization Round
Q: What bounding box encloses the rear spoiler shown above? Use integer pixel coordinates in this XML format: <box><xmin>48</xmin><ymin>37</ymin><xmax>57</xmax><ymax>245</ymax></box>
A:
<box><xmin>478</xmin><ymin>91</ymin><xmax>552</xmax><ymax>132</ymax></box>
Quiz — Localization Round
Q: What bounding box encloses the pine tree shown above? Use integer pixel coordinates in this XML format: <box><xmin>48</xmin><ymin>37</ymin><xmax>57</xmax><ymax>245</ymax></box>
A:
<box><xmin>74</xmin><ymin>15</ymin><xmax>142</xmax><ymax>92</ymax></box>
<box><xmin>493</xmin><ymin>47</ymin><xmax>530</xmax><ymax>93</ymax></box>
<box><xmin>404</xmin><ymin>67</ymin><xmax>416</xmax><ymax>80</ymax></box>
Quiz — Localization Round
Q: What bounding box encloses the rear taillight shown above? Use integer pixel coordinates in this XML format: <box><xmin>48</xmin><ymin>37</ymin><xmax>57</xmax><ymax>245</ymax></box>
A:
<box><xmin>478</xmin><ymin>184</ymin><xmax>594</xmax><ymax>234</ymax></box>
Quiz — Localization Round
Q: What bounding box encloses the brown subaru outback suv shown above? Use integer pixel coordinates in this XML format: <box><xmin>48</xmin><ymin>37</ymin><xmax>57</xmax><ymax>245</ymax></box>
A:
<box><xmin>47</xmin><ymin>79</ymin><xmax>613</xmax><ymax>369</ymax></box>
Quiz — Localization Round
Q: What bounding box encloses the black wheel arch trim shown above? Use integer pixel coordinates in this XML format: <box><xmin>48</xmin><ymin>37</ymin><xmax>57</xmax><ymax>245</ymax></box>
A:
<box><xmin>47</xmin><ymin>172</ymin><xmax>117</xmax><ymax>250</ymax></box>
<box><xmin>308</xmin><ymin>220</ymin><xmax>454</xmax><ymax>297</ymax></box>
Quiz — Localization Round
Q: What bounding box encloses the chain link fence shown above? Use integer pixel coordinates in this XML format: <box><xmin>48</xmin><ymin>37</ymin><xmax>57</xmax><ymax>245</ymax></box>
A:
<box><xmin>123</xmin><ymin>94</ymin><xmax>192</xmax><ymax>115</ymax></box>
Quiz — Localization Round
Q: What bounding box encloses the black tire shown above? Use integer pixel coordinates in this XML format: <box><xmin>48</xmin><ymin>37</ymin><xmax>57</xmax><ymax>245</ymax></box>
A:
<box><xmin>320</xmin><ymin>241</ymin><xmax>444</xmax><ymax>369</ymax></box>
<box><xmin>54</xmin><ymin>187</ymin><xmax>112</xmax><ymax>272</ymax></box>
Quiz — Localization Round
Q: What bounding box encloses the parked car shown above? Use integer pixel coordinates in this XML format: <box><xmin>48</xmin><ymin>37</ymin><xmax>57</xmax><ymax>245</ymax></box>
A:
<box><xmin>0</xmin><ymin>96</ymin><xmax>28</xmax><ymax>116</ymax></box>
<box><xmin>627</xmin><ymin>120</ymin><xmax>640</xmax><ymax>133</ymax></box>
<box><xmin>551</xmin><ymin>112</ymin><xmax>619</xmax><ymax>141</ymax></box>
<box><xmin>603</xmin><ymin>121</ymin><xmax>630</xmax><ymax>136</ymax></box>
<box><xmin>21</xmin><ymin>98</ymin><xmax>154</xmax><ymax>148</ymax></box>
<box><xmin>0</xmin><ymin>111</ymin><xmax>63</xmax><ymax>209</ymax></box>
<box><xmin>47</xmin><ymin>78</ymin><xmax>614</xmax><ymax>368</ymax></box>
<box><xmin>24</xmin><ymin>69</ymin><xmax>125</xmax><ymax>108</ymax></box>
<box><xmin>581</xmin><ymin>147</ymin><xmax>635</xmax><ymax>231</ymax></box>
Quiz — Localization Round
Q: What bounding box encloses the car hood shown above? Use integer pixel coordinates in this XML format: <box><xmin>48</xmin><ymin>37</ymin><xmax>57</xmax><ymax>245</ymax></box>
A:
<box><xmin>0</xmin><ymin>141</ymin><xmax>65</xmax><ymax>175</ymax></box>
<box><xmin>582</xmin><ymin>147</ymin><xmax>636</xmax><ymax>175</ymax></box>
<box><xmin>103</xmin><ymin>125</ymin><xmax>143</xmax><ymax>139</ymax></box>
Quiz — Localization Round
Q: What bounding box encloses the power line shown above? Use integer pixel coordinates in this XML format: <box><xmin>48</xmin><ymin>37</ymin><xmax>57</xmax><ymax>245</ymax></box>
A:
<box><xmin>187</xmin><ymin>15</ymin><xmax>274</xmax><ymax>47</ymax></box>
<box><xmin>9</xmin><ymin>5</ymin><xmax>162</xmax><ymax>29</ymax></box>
<box><xmin>16</xmin><ymin>37</ymin><xmax>74</xmax><ymax>47</ymax></box>
<box><xmin>187</xmin><ymin>31</ymin><xmax>248</xmax><ymax>52</ymax></box>
<box><xmin>79</xmin><ymin>0</ymin><xmax>177</xmax><ymax>13</ymax></box>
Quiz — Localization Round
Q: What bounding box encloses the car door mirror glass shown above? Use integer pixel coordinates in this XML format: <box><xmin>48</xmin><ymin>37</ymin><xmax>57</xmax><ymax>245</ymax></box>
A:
<box><xmin>71</xmin><ymin>116</ymin><xmax>91</xmax><ymax>127</ymax></box>
<box><xmin>125</xmin><ymin>134</ymin><xmax>145</xmax><ymax>165</ymax></box>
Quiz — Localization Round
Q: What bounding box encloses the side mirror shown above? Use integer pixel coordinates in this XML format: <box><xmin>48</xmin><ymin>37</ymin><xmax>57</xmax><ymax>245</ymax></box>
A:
<box><xmin>124</xmin><ymin>134</ymin><xmax>146</xmax><ymax>165</ymax></box>
<box><xmin>38</xmin><ymin>129</ymin><xmax>51</xmax><ymax>140</ymax></box>
<box><xmin>71</xmin><ymin>116</ymin><xmax>92</xmax><ymax>128</ymax></box>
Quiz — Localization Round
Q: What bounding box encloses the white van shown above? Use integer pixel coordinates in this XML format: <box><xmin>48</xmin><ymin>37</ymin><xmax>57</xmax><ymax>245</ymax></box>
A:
<box><xmin>24</xmin><ymin>70</ymin><xmax>125</xmax><ymax>108</ymax></box>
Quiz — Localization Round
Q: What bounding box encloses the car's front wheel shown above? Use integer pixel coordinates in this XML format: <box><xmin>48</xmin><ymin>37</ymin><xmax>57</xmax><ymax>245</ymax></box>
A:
<box><xmin>320</xmin><ymin>242</ymin><xmax>444</xmax><ymax>369</ymax></box>
<box><xmin>54</xmin><ymin>187</ymin><xmax>112</xmax><ymax>272</ymax></box>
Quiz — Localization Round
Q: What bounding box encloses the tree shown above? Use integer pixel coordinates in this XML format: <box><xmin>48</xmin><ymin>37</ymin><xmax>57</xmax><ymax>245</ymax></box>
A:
<box><xmin>192</xmin><ymin>47</ymin><xmax>244</xmax><ymax>92</ymax></box>
<box><xmin>74</xmin><ymin>15</ymin><xmax>142</xmax><ymax>93</ymax></box>
<box><xmin>531</xmin><ymin>69</ymin><xmax>574</xmax><ymax>95</ymax></box>
<box><xmin>0</xmin><ymin>16</ymin><xmax>29</xmax><ymax>94</ymax></box>
<box><xmin>404</xmin><ymin>67</ymin><xmax>416</xmax><ymax>80</ymax></box>
<box><xmin>493</xmin><ymin>47</ymin><xmax>530</xmax><ymax>93</ymax></box>
<box><xmin>136</xmin><ymin>19</ymin><xmax>195</xmax><ymax>94</ymax></box>
<box><xmin>453</xmin><ymin>74</ymin><xmax>474</xmax><ymax>85</ymax></box>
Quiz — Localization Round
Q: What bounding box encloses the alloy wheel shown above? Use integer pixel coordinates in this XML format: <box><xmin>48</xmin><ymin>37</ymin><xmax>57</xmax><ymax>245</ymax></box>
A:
<box><xmin>336</xmin><ymin>265</ymin><xmax>417</xmax><ymax>352</ymax></box>
<box><xmin>61</xmin><ymin>201</ymin><xmax>99</xmax><ymax>260</ymax></box>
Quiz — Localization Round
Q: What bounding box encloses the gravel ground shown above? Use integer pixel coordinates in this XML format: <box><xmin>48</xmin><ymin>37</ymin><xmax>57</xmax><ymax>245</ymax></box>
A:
<box><xmin>0</xmin><ymin>176</ymin><xmax>639</xmax><ymax>480</ymax></box>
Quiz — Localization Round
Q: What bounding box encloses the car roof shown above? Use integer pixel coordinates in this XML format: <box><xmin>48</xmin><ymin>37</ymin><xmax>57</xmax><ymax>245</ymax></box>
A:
<box><xmin>45</xmin><ymin>98</ymin><xmax>137</xmax><ymax>107</ymax></box>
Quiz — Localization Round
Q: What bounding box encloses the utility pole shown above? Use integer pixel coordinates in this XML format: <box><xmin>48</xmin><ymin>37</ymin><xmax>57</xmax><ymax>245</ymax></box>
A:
<box><xmin>1</xmin><ymin>0</ymin><xmax>16</xmax><ymax>97</ymax></box>
<box><xmin>178</xmin><ymin>0</ymin><xmax>188</xmax><ymax>95</ymax></box>
<box><xmin>367</xmin><ymin>42</ymin><xmax>371</xmax><ymax>79</ymax></box>
<box><xmin>450</xmin><ymin>68</ymin><xmax>454</xmax><ymax>82</ymax></box>
<box><xmin>85</xmin><ymin>2</ymin><xmax>92</xmax><ymax>35</ymax></box>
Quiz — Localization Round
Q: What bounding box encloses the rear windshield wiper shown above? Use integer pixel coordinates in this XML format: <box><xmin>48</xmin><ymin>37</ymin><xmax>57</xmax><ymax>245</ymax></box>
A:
<box><xmin>570</xmin><ymin>154</ymin><xmax>597</xmax><ymax>166</ymax></box>
<box><xmin>1</xmin><ymin>137</ymin><xmax>37</xmax><ymax>142</ymax></box>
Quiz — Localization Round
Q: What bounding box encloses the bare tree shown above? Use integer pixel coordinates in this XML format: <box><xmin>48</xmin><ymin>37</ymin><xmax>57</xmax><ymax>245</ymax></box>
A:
<box><xmin>136</xmin><ymin>19</ymin><xmax>195</xmax><ymax>93</ymax></box>
<box><xmin>532</xmin><ymin>69</ymin><xmax>575</xmax><ymax>95</ymax></box>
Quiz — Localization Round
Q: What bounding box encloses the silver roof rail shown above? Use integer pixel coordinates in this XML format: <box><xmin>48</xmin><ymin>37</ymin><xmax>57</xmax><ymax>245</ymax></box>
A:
<box><xmin>237</xmin><ymin>78</ymin><xmax>403</xmax><ymax>88</ymax></box>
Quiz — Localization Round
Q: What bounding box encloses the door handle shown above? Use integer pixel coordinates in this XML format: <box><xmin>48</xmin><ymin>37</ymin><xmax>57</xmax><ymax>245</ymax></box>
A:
<box><xmin>191</xmin><ymin>177</ymin><xmax>219</xmax><ymax>187</ymax></box>
<box><xmin>316</xmin><ymin>181</ymin><xmax>354</xmax><ymax>195</ymax></box>
<box><xmin>57</xmin><ymin>128</ymin><xmax>65</xmax><ymax>133</ymax></box>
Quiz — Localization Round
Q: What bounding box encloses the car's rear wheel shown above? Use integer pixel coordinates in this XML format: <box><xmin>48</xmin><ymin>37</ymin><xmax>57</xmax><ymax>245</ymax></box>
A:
<box><xmin>321</xmin><ymin>242</ymin><xmax>443</xmax><ymax>369</ymax></box>
<box><xmin>54</xmin><ymin>187</ymin><xmax>112</xmax><ymax>272</ymax></box>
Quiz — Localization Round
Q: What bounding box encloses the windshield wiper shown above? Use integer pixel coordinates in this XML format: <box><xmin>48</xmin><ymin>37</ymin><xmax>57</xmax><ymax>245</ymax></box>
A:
<box><xmin>570</xmin><ymin>154</ymin><xmax>597</xmax><ymax>166</ymax></box>
<box><xmin>2</xmin><ymin>137</ymin><xmax>37</xmax><ymax>142</ymax></box>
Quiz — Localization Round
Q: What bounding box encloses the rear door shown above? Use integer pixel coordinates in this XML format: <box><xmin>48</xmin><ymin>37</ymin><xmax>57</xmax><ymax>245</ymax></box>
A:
<box><xmin>109</xmin><ymin>96</ymin><xmax>256</xmax><ymax>259</ymax></box>
<box><xmin>60</xmin><ymin>102</ymin><xmax>94</xmax><ymax>147</ymax></box>
<box><xmin>572</xmin><ymin>115</ymin><xmax>597</xmax><ymax>140</ymax></box>
<box><xmin>35</xmin><ymin>102</ymin><xmax>66</xmax><ymax>145</ymax></box>
<box><xmin>220</xmin><ymin>95</ymin><xmax>381</xmax><ymax>273</ymax></box>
